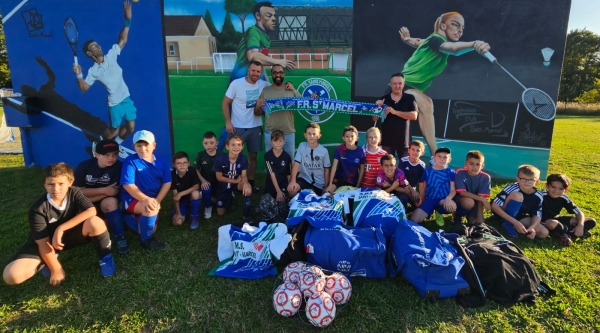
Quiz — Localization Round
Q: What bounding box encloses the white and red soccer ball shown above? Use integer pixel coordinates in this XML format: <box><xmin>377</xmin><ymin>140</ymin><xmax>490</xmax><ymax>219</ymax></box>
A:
<box><xmin>282</xmin><ymin>262</ymin><xmax>306</xmax><ymax>285</ymax></box>
<box><xmin>325</xmin><ymin>273</ymin><xmax>352</xmax><ymax>304</ymax></box>
<box><xmin>306</xmin><ymin>291</ymin><xmax>337</xmax><ymax>328</ymax></box>
<box><xmin>299</xmin><ymin>271</ymin><xmax>326</xmax><ymax>297</ymax></box>
<box><xmin>273</xmin><ymin>283</ymin><xmax>302</xmax><ymax>317</ymax></box>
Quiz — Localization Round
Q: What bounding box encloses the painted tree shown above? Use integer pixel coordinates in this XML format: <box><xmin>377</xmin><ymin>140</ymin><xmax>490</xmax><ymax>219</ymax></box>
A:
<box><xmin>558</xmin><ymin>29</ymin><xmax>600</xmax><ymax>103</ymax></box>
<box><xmin>204</xmin><ymin>9</ymin><xmax>219</xmax><ymax>37</ymax></box>
<box><xmin>218</xmin><ymin>12</ymin><xmax>242</xmax><ymax>52</ymax></box>
<box><xmin>224</xmin><ymin>0</ymin><xmax>256</xmax><ymax>33</ymax></box>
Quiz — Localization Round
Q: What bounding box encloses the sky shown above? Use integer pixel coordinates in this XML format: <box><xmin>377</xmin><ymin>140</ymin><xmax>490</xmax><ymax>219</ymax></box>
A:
<box><xmin>163</xmin><ymin>0</ymin><xmax>600</xmax><ymax>34</ymax></box>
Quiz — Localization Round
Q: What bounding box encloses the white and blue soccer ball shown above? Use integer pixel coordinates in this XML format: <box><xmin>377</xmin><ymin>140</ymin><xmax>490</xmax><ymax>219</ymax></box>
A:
<box><xmin>282</xmin><ymin>262</ymin><xmax>306</xmax><ymax>285</ymax></box>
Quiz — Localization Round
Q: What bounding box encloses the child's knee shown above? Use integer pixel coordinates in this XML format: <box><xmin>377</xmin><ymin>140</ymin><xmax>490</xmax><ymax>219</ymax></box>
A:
<box><xmin>100</xmin><ymin>197</ymin><xmax>119</xmax><ymax>212</ymax></box>
<box><xmin>545</xmin><ymin>219</ymin><xmax>558</xmax><ymax>229</ymax></box>
<box><xmin>536</xmin><ymin>225</ymin><xmax>550</xmax><ymax>238</ymax></box>
<box><xmin>85</xmin><ymin>216</ymin><xmax>108</xmax><ymax>235</ymax></box>
<box><xmin>460</xmin><ymin>197</ymin><xmax>475</xmax><ymax>210</ymax></box>
<box><xmin>191</xmin><ymin>190</ymin><xmax>201</xmax><ymax>200</ymax></box>
<box><xmin>506</xmin><ymin>191</ymin><xmax>523</xmax><ymax>203</ymax></box>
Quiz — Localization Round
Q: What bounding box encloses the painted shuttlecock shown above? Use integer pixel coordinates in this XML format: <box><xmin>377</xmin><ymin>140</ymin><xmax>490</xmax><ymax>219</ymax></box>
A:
<box><xmin>541</xmin><ymin>47</ymin><xmax>554</xmax><ymax>66</ymax></box>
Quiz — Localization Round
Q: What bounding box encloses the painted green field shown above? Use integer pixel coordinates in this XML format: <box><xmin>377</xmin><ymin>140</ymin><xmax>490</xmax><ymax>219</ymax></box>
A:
<box><xmin>0</xmin><ymin>116</ymin><xmax>599</xmax><ymax>332</ymax></box>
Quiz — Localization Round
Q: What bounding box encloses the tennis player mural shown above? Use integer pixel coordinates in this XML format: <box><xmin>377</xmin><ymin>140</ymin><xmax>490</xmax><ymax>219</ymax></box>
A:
<box><xmin>0</xmin><ymin>0</ymin><xmax>171</xmax><ymax>167</ymax></box>
<box><xmin>352</xmin><ymin>0</ymin><xmax>571</xmax><ymax>178</ymax></box>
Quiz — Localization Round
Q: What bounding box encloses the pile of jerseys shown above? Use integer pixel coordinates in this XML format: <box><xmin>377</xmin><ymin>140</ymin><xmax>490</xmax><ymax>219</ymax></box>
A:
<box><xmin>209</xmin><ymin>222</ymin><xmax>291</xmax><ymax>279</ymax></box>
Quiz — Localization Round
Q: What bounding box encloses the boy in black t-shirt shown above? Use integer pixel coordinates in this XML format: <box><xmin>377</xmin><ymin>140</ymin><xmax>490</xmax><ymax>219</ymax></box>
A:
<box><xmin>3</xmin><ymin>163</ymin><xmax>115</xmax><ymax>286</ymax></box>
<box><xmin>264</xmin><ymin>130</ymin><xmax>292</xmax><ymax>201</ymax></box>
<box><xmin>74</xmin><ymin>139</ymin><xmax>129</xmax><ymax>254</ymax></box>
<box><xmin>171</xmin><ymin>152</ymin><xmax>201</xmax><ymax>229</ymax></box>
<box><xmin>542</xmin><ymin>173</ymin><xmax>596</xmax><ymax>245</ymax></box>
<box><xmin>194</xmin><ymin>131</ymin><xmax>222</xmax><ymax>219</ymax></box>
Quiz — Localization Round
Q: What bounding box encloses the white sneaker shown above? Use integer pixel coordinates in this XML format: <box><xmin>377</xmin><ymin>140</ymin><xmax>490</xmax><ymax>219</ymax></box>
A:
<box><xmin>204</xmin><ymin>207</ymin><xmax>212</xmax><ymax>219</ymax></box>
<box><xmin>118</xmin><ymin>146</ymin><xmax>129</xmax><ymax>159</ymax></box>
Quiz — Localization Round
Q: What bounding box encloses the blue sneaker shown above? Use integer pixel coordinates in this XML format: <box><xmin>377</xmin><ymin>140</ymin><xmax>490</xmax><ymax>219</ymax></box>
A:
<box><xmin>99</xmin><ymin>254</ymin><xmax>116</xmax><ymax>277</ymax></box>
<box><xmin>41</xmin><ymin>264</ymin><xmax>51</xmax><ymax>278</ymax></box>
<box><xmin>502</xmin><ymin>221</ymin><xmax>519</xmax><ymax>237</ymax></box>
<box><xmin>190</xmin><ymin>215</ymin><xmax>200</xmax><ymax>230</ymax></box>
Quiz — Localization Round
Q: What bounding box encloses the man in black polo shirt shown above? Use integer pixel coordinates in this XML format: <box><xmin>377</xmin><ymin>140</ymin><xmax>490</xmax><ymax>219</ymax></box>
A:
<box><xmin>74</xmin><ymin>139</ymin><xmax>129</xmax><ymax>254</ymax></box>
<box><xmin>376</xmin><ymin>73</ymin><xmax>418</xmax><ymax>160</ymax></box>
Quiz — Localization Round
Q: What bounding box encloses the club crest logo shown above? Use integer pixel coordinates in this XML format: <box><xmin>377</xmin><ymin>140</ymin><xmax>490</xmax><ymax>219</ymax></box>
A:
<box><xmin>297</xmin><ymin>78</ymin><xmax>337</xmax><ymax>124</ymax></box>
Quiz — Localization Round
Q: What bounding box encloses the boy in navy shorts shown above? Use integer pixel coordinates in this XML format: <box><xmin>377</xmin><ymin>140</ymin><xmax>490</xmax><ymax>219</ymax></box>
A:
<box><xmin>491</xmin><ymin>164</ymin><xmax>547</xmax><ymax>239</ymax></box>
<box><xmin>264</xmin><ymin>130</ymin><xmax>292</xmax><ymax>201</ymax></box>
<box><xmin>213</xmin><ymin>135</ymin><xmax>253</xmax><ymax>218</ymax></box>
<box><xmin>411</xmin><ymin>147</ymin><xmax>457</xmax><ymax>224</ymax></box>
<box><xmin>121</xmin><ymin>130</ymin><xmax>172</xmax><ymax>250</ymax></box>
<box><xmin>74</xmin><ymin>139</ymin><xmax>129</xmax><ymax>254</ymax></box>
<box><xmin>195</xmin><ymin>131</ymin><xmax>222</xmax><ymax>219</ymax></box>
<box><xmin>3</xmin><ymin>163</ymin><xmax>115</xmax><ymax>286</ymax></box>
<box><xmin>325</xmin><ymin>125</ymin><xmax>366</xmax><ymax>193</ymax></box>
<box><xmin>171</xmin><ymin>152</ymin><xmax>201</xmax><ymax>229</ymax></box>
<box><xmin>542</xmin><ymin>173</ymin><xmax>596</xmax><ymax>245</ymax></box>
<box><xmin>454</xmin><ymin>150</ymin><xmax>491</xmax><ymax>226</ymax></box>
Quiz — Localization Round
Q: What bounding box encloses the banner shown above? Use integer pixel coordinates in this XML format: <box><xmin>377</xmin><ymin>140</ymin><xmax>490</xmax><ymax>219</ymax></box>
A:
<box><xmin>263</xmin><ymin>98</ymin><xmax>387</xmax><ymax>121</ymax></box>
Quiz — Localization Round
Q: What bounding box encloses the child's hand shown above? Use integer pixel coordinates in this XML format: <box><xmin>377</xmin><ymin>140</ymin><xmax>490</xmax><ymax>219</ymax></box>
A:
<box><xmin>104</xmin><ymin>183</ymin><xmax>119</xmax><ymax>197</ymax></box>
<box><xmin>392</xmin><ymin>179</ymin><xmax>400</xmax><ymax>188</ymax></box>
<box><xmin>443</xmin><ymin>199</ymin><xmax>457</xmax><ymax>213</ymax></box>
<box><xmin>382</xmin><ymin>181</ymin><xmax>390</xmax><ymax>188</ymax></box>
<box><xmin>52</xmin><ymin>228</ymin><xmax>65</xmax><ymax>251</ymax></box>
<box><xmin>526</xmin><ymin>228</ymin><xmax>536</xmax><ymax>240</ymax></box>
<box><xmin>324</xmin><ymin>184</ymin><xmax>335</xmax><ymax>195</ymax></box>
<box><xmin>173</xmin><ymin>192</ymin><xmax>182</xmax><ymax>202</ymax></box>
<box><xmin>287</xmin><ymin>181</ymin><xmax>298</xmax><ymax>193</ymax></box>
<box><xmin>410</xmin><ymin>188</ymin><xmax>420</xmax><ymax>202</ymax></box>
<box><xmin>514</xmin><ymin>222</ymin><xmax>528</xmax><ymax>234</ymax></box>
<box><xmin>143</xmin><ymin>198</ymin><xmax>159</xmax><ymax>213</ymax></box>
<box><xmin>276</xmin><ymin>190</ymin><xmax>286</xmax><ymax>202</ymax></box>
<box><xmin>571</xmin><ymin>224</ymin><xmax>584</xmax><ymax>237</ymax></box>
<box><xmin>50</xmin><ymin>267</ymin><xmax>66</xmax><ymax>286</ymax></box>
<box><xmin>242</xmin><ymin>183</ymin><xmax>252</xmax><ymax>196</ymax></box>
<box><xmin>172</xmin><ymin>213</ymin><xmax>184</xmax><ymax>226</ymax></box>
<box><xmin>201</xmin><ymin>181</ymin><xmax>210</xmax><ymax>191</ymax></box>
<box><xmin>482</xmin><ymin>200</ymin><xmax>491</xmax><ymax>211</ymax></box>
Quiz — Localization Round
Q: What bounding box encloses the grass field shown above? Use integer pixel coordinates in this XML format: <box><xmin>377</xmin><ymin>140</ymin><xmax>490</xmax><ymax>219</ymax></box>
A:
<box><xmin>0</xmin><ymin>115</ymin><xmax>599</xmax><ymax>331</ymax></box>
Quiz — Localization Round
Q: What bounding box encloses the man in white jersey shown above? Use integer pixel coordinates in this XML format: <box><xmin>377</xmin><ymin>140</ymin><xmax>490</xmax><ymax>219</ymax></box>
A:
<box><xmin>73</xmin><ymin>1</ymin><xmax>135</xmax><ymax>156</ymax></box>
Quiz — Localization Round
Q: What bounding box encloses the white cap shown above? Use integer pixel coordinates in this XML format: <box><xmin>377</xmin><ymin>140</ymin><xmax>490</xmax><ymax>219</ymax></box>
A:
<box><xmin>133</xmin><ymin>130</ymin><xmax>155</xmax><ymax>144</ymax></box>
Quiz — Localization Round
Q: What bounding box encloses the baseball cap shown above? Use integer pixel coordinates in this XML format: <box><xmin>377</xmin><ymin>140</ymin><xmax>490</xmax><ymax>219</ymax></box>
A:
<box><xmin>95</xmin><ymin>139</ymin><xmax>119</xmax><ymax>155</ymax></box>
<box><xmin>434</xmin><ymin>147</ymin><xmax>451</xmax><ymax>155</ymax></box>
<box><xmin>133</xmin><ymin>130</ymin><xmax>155</xmax><ymax>144</ymax></box>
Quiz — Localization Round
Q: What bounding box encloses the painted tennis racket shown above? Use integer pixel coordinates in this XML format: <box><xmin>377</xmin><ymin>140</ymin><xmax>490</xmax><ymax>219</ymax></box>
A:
<box><xmin>483</xmin><ymin>52</ymin><xmax>556</xmax><ymax>121</ymax></box>
<box><xmin>64</xmin><ymin>17</ymin><xmax>79</xmax><ymax>65</ymax></box>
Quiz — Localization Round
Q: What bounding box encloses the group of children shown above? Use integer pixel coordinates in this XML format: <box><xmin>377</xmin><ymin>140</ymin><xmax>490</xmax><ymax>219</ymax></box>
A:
<box><xmin>3</xmin><ymin>124</ymin><xmax>596</xmax><ymax>286</ymax></box>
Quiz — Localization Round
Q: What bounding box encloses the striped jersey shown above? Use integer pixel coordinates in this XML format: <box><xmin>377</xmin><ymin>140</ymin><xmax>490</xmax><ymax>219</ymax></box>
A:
<box><xmin>400</xmin><ymin>156</ymin><xmax>426</xmax><ymax>188</ymax></box>
<box><xmin>361</xmin><ymin>147</ymin><xmax>387</xmax><ymax>188</ymax></box>
<box><xmin>493</xmin><ymin>183</ymin><xmax>543</xmax><ymax>218</ymax></box>
<box><xmin>541</xmin><ymin>191</ymin><xmax>581</xmax><ymax>220</ymax></box>
<box><xmin>420</xmin><ymin>166</ymin><xmax>456</xmax><ymax>200</ymax></box>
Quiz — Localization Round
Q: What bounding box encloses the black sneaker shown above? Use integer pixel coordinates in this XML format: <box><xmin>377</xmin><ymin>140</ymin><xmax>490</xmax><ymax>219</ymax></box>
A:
<box><xmin>252</xmin><ymin>186</ymin><xmax>260</xmax><ymax>194</ymax></box>
<box><xmin>115</xmin><ymin>235</ymin><xmax>130</xmax><ymax>254</ymax></box>
<box><xmin>141</xmin><ymin>236</ymin><xmax>166</xmax><ymax>250</ymax></box>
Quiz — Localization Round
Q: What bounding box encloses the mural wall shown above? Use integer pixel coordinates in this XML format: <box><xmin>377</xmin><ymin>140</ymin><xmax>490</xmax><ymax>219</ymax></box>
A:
<box><xmin>1</xmin><ymin>0</ymin><xmax>172</xmax><ymax>167</ymax></box>
<box><xmin>1</xmin><ymin>0</ymin><xmax>571</xmax><ymax>179</ymax></box>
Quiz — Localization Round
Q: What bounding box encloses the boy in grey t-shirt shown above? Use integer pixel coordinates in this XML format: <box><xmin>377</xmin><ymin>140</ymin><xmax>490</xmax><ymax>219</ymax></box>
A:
<box><xmin>454</xmin><ymin>150</ymin><xmax>492</xmax><ymax>226</ymax></box>
<box><xmin>287</xmin><ymin>123</ymin><xmax>331</xmax><ymax>196</ymax></box>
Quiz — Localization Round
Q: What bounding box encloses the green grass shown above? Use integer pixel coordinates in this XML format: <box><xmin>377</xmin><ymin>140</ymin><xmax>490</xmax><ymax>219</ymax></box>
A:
<box><xmin>0</xmin><ymin>116</ymin><xmax>599</xmax><ymax>331</ymax></box>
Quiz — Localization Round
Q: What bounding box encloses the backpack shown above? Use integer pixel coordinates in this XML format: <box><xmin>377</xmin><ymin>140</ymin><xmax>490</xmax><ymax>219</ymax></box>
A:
<box><xmin>388</xmin><ymin>220</ymin><xmax>471</xmax><ymax>301</ymax></box>
<box><xmin>448</xmin><ymin>224</ymin><xmax>555</xmax><ymax>306</ymax></box>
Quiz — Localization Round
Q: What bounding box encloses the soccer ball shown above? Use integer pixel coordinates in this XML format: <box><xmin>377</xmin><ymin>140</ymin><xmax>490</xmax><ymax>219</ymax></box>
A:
<box><xmin>282</xmin><ymin>262</ymin><xmax>306</xmax><ymax>285</ymax></box>
<box><xmin>305</xmin><ymin>276</ymin><xmax>326</xmax><ymax>297</ymax></box>
<box><xmin>298</xmin><ymin>271</ymin><xmax>320</xmax><ymax>297</ymax></box>
<box><xmin>325</xmin><ymin>273</ymin><xmax>352</xmax><ymax>304</ymax></box>
<box><xmin>302</xmin><ymin>264</ymin><xmax>325</xmax><ymax>278</ymax></box>
<box><xmin>306</xmin><ymin>291</ymin><xmax>336</xmax><ymax>328</ymax></box>
<box><xmin>273</xmin><ymin>283</ymin><xmax>302</xmax><ymax>317</ymax></box>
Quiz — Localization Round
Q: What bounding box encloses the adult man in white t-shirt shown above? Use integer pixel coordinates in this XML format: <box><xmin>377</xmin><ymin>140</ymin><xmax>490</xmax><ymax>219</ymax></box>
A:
<box><xmin>222</xmin><ymin>61</ymin><xmax>270</xmax><ymax>192</ymax></box>
<box><xmin>73</xmin><ymin>1</ymin><xmax>135</xmax><ymax>157</ymax></box>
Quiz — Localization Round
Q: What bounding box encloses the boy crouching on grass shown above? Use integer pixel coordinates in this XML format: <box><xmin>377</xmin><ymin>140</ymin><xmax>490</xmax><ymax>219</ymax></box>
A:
<box><xmin>491</xmin><ymin>164</ymin><xmax>547</xmax><ymax>239</ymax></box>
<box><xmin>171</xmin><ymin>152</ymin><xmax>201</xmax><ymax>229</ymax></box>
<box><xmin>542</xmin><ymin>173</ymin><xmax>596</xmax><ymax>246</ymax></box>
<box><xmin>3</xmin><ymin>163</ymin><xmax>115</xmax><ymax>286</ymax></box>
<box><xmin>121</xmin><ymin>130</ymin><xmax>172</xmax><ymax>250</ymax></box>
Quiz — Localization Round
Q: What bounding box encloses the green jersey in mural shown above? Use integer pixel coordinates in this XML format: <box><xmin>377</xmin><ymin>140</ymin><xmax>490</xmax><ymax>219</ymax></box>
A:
<box><xmin>402</xmin><ymin>33</ymin><xmax>449</xmax><ymax>92</ymax></box>
<box><xmin>230</xmin><ymin>25</ymin><xmax>271</xmax><ymax>81</ymax></box>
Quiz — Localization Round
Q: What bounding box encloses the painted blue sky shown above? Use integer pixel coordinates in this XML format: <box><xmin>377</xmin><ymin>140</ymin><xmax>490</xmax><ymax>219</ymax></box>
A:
<box><xmin>164</xmin><ymin>0</ymin><xmax>600</xmax><ymax>34</ymax></box>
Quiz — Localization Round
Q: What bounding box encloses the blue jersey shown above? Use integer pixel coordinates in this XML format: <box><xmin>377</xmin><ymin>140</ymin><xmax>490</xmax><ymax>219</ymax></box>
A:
<box><xmin>420</xmin><ymin>167</ymin><xmax>455</xmax><ymax>200</ymax></box>
<box><xmin>334</xmin><ymin>144</ymin><xmax>366</xmax><ymax>186</ymax></box>
<box><xmin>210</xmin><ymin>222</ymin><xmax>290</xmax><ymax>279</ymax></box>
<box><xmin>212</xmin><ymin>153</ymin><xmax>249</xmax><ymax>190</ymax></box>
<box><xmin>121</xmin><ymin>154</ymin><xmax>171</xmax><ymax>198</ymax></box>
<box><xmin>400</xmin><ymin>157</ymin><xmax>426</xmax><ymax>188</ymax></box>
